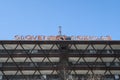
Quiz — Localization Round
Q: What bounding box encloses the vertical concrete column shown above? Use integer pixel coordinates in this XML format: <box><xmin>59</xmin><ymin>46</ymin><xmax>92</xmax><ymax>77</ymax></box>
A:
<box><xmin>59</xmin><ymin>44</ymin><xmax>69</xmax><ymax>80</ymax></box>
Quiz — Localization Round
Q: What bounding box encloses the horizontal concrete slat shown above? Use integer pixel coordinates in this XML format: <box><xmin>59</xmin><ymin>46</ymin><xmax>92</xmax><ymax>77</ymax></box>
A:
<box><xmin>0</xmin><ymin>57</ymin><xmax>60</xmax><ymax>62</ymax></box>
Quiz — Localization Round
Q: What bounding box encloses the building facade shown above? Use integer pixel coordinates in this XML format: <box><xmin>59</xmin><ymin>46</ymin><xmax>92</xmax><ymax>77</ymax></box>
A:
<box><xmin>0</xmin><ymin>41</ymin><xmax>120</xmax><ymax>80</ymax></box>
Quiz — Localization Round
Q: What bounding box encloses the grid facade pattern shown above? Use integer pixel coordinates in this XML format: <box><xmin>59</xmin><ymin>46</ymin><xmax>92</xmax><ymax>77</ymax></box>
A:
<box><xmin>0</xmin><ymin>41</ymin><xmax>120</xmax><ymax>80</ymax></box>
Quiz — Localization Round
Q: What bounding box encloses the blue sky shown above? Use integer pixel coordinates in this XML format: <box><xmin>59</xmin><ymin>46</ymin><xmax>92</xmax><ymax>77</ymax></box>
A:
<box><xmin>0</xmin><ymin>0</ymin><xmax>120</xmax><ymax>40</ymax></box>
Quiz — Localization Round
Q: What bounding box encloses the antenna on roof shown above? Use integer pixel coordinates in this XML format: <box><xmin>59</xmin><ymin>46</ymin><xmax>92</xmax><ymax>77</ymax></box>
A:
<box><xmin>58</xmin><ymin>26</ymin><xmax>62</xmax><ymax>36</ymax></box>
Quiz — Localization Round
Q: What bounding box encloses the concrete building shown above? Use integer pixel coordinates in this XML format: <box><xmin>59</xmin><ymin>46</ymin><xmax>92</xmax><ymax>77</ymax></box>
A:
<box><xmin>0</xmin><ymin>40</ymin><xmax>120</xmax><ymax>80</ymax></box>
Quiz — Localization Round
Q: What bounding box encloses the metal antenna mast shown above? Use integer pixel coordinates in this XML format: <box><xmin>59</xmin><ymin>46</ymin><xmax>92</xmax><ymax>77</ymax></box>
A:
<box><xmin>59</xmin><ymin>26</ymin><xmax>62</xmax><ymax>36</ymax></box>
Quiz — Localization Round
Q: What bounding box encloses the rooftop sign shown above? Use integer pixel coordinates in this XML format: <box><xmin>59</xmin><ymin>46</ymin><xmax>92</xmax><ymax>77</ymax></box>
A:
<box><xmin>14</xmin><ymin>35</ymin><xmax>112</xmax><ymax>40</ymax></box>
